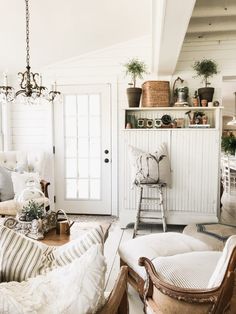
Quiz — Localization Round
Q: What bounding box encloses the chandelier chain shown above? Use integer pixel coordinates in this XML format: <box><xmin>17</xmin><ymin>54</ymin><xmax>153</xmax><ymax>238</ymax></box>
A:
<box><xmin>25</xmin><ymin>0</ymin><xmax>30</xmax><ymax>68</ymax></box>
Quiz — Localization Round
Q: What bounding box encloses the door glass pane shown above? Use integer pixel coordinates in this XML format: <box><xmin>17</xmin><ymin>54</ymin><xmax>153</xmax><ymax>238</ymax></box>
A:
<box><xmin>63</xmin><ymin>92</ymin><xmax>104</xmax><ymax>201</ymax></box>
<box><xmin>78</xmin><ymin>179</ymin><xmax>89</xmax><ymax>198</ymax></box>
<box><xmin>65</xmin><ymin>117</ymin><xmax>76</xmax><ymax>137</ymax></box>
<box><xmin>65</xmin><ymin>138</ymin><xmax>77</xmax><ymax>158</ymax></box>
<box><xmin>90</xmin><ymin>95</ymin><xmax>100</xmax><ymax>116</ymax></box>
<box><xmin>90</xmin><ymin>179</ymin><xmax>100</xmax><ymax>199</ymax></box>
<box><xmin>77</xmin><ymin>95</ymin><xmax>88</xmax><ymax>116</ymax></box>
<box><xmin>78</xmin><ymin>159</ymin><xmax>89</xmax><ymax>178</ymax></box>
<box><xmin>78</xmin><ymin>117</ymin><xmax>88</xmax><ymax>137</ymax></box>
<box><xmin>65</xmin><ymin>96</ymin><xmax>76</xmax><ymax>116</ymax></box>
<box><xmin>90</xmin><ymin>117</ymin><xmax>100</xmax><ymax>137</ymax></box>
<box><xmin>66</xmin><ymin>159</ymin><xmax>77</xmax><ymax>177</ymax></box>
<box><xmin>78</xmin><ymin>138</ymin><xmax>89</xmax><ymax>157</ymax></box>
<box><xmin>66</xmin><ymin>179</ymin><xmax>77</xmax><ymax>199</ymax></box>
<box><xmin>90</xmin><ymin>138</ymin><xmax>100</xmax><ymax>157</ymax></box>
<box><xmin>90</xmin><ymin>158</ymin><xmax>101</xmax><ymax>178</ymax></box>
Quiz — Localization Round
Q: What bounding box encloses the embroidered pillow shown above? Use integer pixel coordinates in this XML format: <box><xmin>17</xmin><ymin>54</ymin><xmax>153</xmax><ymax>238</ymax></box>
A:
<box><xmin>0</xmin><ymin>244</ymin><xmax>106</xmax><ymax>314</ymax></box>
<box><xmin>0</xmin><ymin>224</ymin><xmax>104</xmax><ymax>282</ymax></box>
<box><xmin>129</xmin><ymin>143</ymin><xmax>171</xmax><ymax>187</ymax></box>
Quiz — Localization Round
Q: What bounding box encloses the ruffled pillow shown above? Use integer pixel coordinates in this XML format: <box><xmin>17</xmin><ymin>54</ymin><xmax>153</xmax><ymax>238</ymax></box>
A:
<box><xmin>0</xmin><ymin>244</ymin><xmax>106</xmax><ymax>314</ymax></box>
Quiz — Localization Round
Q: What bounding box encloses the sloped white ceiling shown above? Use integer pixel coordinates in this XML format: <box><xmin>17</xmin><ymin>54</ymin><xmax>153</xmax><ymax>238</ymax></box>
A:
<box><xmin>0</xmin><ymin>0</ymin><xmax>151</xmax><ymax>73</ymax></box>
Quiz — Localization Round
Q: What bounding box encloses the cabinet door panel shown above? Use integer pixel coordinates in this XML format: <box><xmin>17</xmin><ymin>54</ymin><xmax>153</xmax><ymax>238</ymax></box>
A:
<box><xmin>170</xmin><ymin>130</ymin><xmax>219</xmax><ymax>214</ymax></box>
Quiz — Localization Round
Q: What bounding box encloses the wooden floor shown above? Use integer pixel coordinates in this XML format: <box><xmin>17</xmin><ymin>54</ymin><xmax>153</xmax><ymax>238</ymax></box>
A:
<box><xmin>104</xmin><ymin>194</ymin><xmax>235</xmax><ymax>314</ymax></box>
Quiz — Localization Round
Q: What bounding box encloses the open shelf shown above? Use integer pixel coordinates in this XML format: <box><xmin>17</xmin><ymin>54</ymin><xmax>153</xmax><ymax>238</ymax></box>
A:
<box><xmin>123</xmin><ymin>106</ymin><xmax>222</xmax><ymax>130</ymax></box>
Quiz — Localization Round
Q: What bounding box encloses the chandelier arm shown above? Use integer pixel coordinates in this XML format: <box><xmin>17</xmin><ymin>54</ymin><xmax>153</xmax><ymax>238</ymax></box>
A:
<box><xmin>32</xmin><ymin>73</ymin><xmax>40</xmax><ymax>89</ymax></box>
<box><xmin>15</xmin><ymin>89</ymin><xmax>27</xmax><ymax>97</ymax></box>
<box><xmin>18</xmin><ymin>72</ymin><xmax>27</xmax><ymax>89</ymax></box>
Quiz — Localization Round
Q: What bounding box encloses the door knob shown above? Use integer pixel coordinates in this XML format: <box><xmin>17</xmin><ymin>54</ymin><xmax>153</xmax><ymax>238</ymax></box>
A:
<box><xmin>104</xmin><ymin>149</ymin><xmax>109</xmax><ymax>154</ymax></box>
<box><xmin>104</xmin><ymin>158</ymin><xmax>109</xmax><ymax>163</ymax></box>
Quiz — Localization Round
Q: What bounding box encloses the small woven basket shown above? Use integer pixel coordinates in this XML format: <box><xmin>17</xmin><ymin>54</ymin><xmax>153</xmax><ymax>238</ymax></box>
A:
<box><xmin>142</xmin><ymin>81</ymin><xmax>170</xmax><ymax>107</ymax></box>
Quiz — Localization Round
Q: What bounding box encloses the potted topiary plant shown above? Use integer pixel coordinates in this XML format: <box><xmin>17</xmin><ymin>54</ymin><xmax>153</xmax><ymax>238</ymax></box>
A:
<box><xmin>221</xmin><ymin>133</ymin><xmax>236</xmax><ymax>156</ymax></box>
<box><xmin>124</xmin><ymin>58</ymin><xmax>148</xmax><ymax>107</ymax></box>
<box><xmin>193</xmin><ymin>59</ymin><xmax>218</xmax><ymax>104</ymax></box>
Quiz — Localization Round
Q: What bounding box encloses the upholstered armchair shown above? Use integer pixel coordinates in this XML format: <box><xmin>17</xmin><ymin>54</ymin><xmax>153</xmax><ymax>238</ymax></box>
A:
<box><xmin>139</xmin><ymin>235</ymin><xmax>236</xmax><ymax>314</ymax></box>
<box><xmin>0</xmin><ymin>151</ymin><xmax>50</xmax><ymax>216</ymax></box>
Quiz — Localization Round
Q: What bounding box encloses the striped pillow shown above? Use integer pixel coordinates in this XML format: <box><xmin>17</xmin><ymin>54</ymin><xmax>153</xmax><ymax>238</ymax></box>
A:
<box><xmin>0</xmin><ymin>224</ymin><xmax>104</xmax><ymax>282</ymax></box>
<box><xmin>39</xmin><ymin>225</ymin><xmax>104</xmax><ymax>274</ymax></box>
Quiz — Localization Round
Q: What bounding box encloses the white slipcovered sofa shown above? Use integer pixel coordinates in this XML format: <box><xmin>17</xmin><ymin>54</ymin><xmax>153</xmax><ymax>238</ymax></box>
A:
<box><xmin>0</xmin><ymin>151</ymin><xmax>50</xmax><ymax>216</ymax></box>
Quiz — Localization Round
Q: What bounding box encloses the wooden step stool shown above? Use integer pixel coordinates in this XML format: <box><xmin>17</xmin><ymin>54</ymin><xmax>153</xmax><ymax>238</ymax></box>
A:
<box><xmin>133</xmin><ymin>183</ymin><xmax>167</xmax><ymax>238</ymax></box>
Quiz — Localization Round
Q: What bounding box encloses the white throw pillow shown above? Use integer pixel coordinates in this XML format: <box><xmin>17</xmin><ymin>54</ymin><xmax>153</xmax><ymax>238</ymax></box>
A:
<box><xmin>0</xmin><ymin>166</ymin><xmax>14</xmax><ymax>201</ymax></box>
<box><xmin>11</xmin><ymin>171</ymin><xmax>42</xmax><ymax>200</ymax></box>
<box><xmin>0</xmin><ymin>244</ymin><xmax>106</xmax><ymax>314</ymax></box>
<box><xmin>128</xmin><ymin>143</ymin><xmax>171</xmax><ymax>187</ymax></box>
<box><xmin>0</xmin><ymin>224</ymin><xmax>104</xmax><ymax>282</ymax></box>
<box><xmin>208</xmin><ymin>235</ymin><xmax>236</xmax><ymax>288</ymax></box>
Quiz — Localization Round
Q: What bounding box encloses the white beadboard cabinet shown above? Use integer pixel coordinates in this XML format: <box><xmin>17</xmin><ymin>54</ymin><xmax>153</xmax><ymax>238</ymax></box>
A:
<box><xmin>119</xmin><ymin>107</ymin><xmax>222</xmax><ymax>228</ymax></box>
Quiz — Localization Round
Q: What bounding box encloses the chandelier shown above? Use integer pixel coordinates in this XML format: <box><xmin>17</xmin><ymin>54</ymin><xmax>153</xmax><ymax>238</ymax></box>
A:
<box><xmin>0</xmin><ymin>0</ymin><xmax>60</xmax><ymax>104</ymax></box>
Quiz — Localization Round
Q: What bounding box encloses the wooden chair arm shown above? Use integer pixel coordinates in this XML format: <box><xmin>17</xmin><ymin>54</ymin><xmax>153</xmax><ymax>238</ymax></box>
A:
<box><xmin>139</xmin><ymin>256</ymin><xmax>235</xmax><ymax>313</ymax></box>
<box><xmin>97</xmin><ymin>266</ymin><xmax>129</xmax><ymax>314</ymax></box>
<box><xmin>40</xmin><ymin>180</ymin><xmax>50</xmax><ymax>198</ymax></box>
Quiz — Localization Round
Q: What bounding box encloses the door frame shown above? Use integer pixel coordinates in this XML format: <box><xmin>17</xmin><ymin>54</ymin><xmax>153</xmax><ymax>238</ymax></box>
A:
<box><xmin>51</xmin><ymin>76</ymin><xmax>118</xmax><ymax>216</ymax></box>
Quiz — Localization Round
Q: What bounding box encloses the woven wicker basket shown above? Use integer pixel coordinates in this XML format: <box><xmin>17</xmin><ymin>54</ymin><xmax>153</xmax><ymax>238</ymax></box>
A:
<box><xmin>142</xmin><ymin>81</ymin><xmax>170</xmax><ymax>107</ymax></box>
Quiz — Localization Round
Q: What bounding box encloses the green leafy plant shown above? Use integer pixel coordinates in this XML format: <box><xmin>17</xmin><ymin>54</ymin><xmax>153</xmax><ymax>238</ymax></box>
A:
<box><xmin>221</xmin><ymin>134</ymin><xmax>236</xmax><ymax>155</ymax></box>
<box><xmin>193</xmin><ymin>59</ymin><xmax>218</xmax><ymax>87</ymax></box>
<box><xmin>19</xmin><ymin>200</ymin><xmax>44</xmax><ymax>222</ymax></box>
<box><xmin>124</xmin><ymin>58</ymin><xmax>148</xmax><ymax>87</ymax></box>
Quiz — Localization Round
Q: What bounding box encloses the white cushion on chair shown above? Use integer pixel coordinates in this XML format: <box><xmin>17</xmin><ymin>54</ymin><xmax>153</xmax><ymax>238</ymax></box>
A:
<box><xmin>152</xmin><ymin>251</ymin><xmax>221</xmax><ymax>289</ymax></box>
<box><xmin>208</xmin><ymin>235</ymin><xmax>236</xmax><ymax>288</ymax></box>
<box><xmin>119</xmin><ymin>232</ymin><xmax>213</xmax><ymax>278</ymax></box>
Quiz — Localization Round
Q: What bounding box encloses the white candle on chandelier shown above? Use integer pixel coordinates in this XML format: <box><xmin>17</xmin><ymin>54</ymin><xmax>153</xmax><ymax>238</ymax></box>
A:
<box><xmin>3</xmin><ymin>73</ymin><xmax>8</xmax><ymax>86</ymax></box>
<box><xmin>40</xmin><ymin>74</ymin><xmax>42</xmax><ymax>86</ymax></box>
<box><xmin>54</xmin><ymin>81</ymin><xmax>57</xmax><ymax>92</ymax></box>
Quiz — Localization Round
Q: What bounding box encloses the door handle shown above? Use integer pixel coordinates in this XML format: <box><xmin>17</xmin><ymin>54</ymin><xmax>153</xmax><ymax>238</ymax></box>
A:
<box><xmin>104</xmin><ymin>158</ymin><xmax>109</xmax><ymax>163</ymax></box>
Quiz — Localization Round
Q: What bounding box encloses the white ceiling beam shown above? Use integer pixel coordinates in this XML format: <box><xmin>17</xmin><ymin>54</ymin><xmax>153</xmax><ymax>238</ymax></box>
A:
<box><xmin>152</xmin><ymin>0</ymin><xmax>196</xmax><ymax>77</ymax></box>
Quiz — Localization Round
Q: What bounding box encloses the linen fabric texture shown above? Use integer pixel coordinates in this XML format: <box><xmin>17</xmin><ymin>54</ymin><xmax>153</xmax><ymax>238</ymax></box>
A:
<box><xmin>0</xmin><ymin>244</ymin><xmax>106</xmax><ymax>314</ymax></box>
<box><xmin>0</xmin><ymin>224</ymin><xmax>104</xmax><ymax>282</ymax></box>
<box><xmin>128</xmin><ymin>143</ymin><xmax>171</xmax><ymax>187</ymax></box>
<box><xmin>0</xmin><ymin>166</ymin><xmax>14</xmax><ymax>202</ymax></box>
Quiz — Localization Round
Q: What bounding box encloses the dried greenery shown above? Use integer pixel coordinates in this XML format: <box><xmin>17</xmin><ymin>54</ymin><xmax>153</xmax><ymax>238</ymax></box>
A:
<box><xmin>19</xmin><ymin>200</ymin><xmax>45</xmax><ymax>221</ymax></box>
<box><xmin>221</xmin><ymin>134</ymin><xmax>236</xmax><ymax>155</ymax></box>
<box><xmin>124</xmin><ymin>58</ymin><xmax>148</xmax><ymax>87</ymax></box>
<box><xmin>193</xmin><ymin>59</ymin><xmax>218</xmax><ymax>87</ymax></box>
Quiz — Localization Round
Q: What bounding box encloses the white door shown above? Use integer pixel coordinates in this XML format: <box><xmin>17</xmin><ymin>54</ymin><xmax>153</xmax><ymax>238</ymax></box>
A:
<box><xmin>54</xmin><ymin>84</ymin><xmax>111</xmax><ymax>214</ymax></box>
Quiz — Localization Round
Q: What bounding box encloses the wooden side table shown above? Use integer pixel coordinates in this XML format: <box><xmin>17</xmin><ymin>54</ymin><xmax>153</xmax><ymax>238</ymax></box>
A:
<box><xmin>41</xmin><ymin>221</ymin><xmax>110</xmax><ymax>246</ymax></box>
